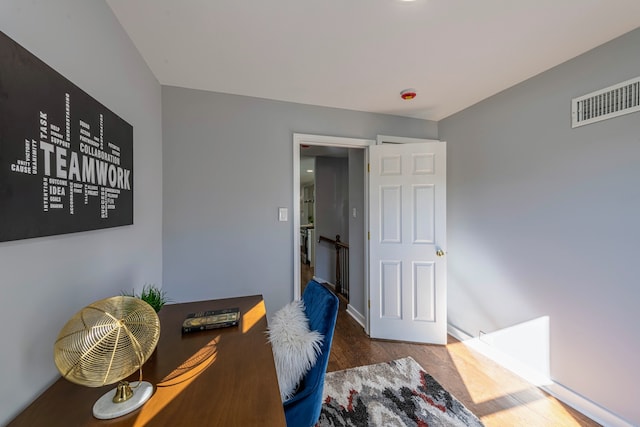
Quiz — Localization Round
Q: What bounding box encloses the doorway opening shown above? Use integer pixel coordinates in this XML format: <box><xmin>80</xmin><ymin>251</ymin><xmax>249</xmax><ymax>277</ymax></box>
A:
<box><xmin>293</xmin><ymin>134</ymin><xmax>374</xmax><ymax>332</ymax></box>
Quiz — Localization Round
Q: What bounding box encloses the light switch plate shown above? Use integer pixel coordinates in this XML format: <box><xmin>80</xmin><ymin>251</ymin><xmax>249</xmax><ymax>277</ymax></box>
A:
<box><xmin>278</xmin><ymin>207</ymin><xmax>288</xmax><ymax>222</ymax></box>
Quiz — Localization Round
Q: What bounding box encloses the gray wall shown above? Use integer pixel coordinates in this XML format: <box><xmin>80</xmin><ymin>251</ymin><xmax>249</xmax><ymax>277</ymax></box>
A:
<box><xmin>0</xmin><ymin>1</ymin><xmax>163</xmax><ymax>424</ymax></box>
<box><xmin>440</xmin><ymin>28</ymin><xmax>640</xmax><ymax>425</ymax></box>
<box><xmin>315</xmin><ymin>156</ymin><xmax>349</xmax><ymax>284</ymax></box>
<box><xmin>162</xmin><ymin>86</ymin><xmax>437</xmax><ymax>317</ymax></box>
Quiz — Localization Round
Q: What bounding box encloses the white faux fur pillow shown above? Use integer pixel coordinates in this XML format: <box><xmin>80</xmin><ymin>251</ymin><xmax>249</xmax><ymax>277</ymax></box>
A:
<box><xmin>267</xmin><ymin>299</ymin><xmax>324</xmax><ymax>401</ymax></box>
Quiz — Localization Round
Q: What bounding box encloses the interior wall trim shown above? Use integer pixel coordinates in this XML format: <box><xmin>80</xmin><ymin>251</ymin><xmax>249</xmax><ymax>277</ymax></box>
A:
<box><xmin>346</xmin><ymin>304</ymin><xmax>365</xmax><ymax>328</ymax></box>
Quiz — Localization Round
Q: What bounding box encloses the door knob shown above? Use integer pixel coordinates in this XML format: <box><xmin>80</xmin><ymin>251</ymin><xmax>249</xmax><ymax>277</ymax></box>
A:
<box><xmin>436</xmin><ymin>248</ymin><xmax>445</xmax><ymax>257</ymax></box>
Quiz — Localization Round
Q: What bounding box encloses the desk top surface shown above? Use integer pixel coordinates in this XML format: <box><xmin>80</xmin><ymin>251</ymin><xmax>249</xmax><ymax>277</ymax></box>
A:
<box><xmin>9</xmin><ymin>295</ymin><xmax>286</xmax><ymax>427</ymax></box>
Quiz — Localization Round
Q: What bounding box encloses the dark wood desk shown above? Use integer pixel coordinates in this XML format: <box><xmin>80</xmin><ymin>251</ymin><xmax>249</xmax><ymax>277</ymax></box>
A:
<box><xmin>9</xmin><ymin>295</ymin><xmax>286</xmax><ymax>426</ymax></box>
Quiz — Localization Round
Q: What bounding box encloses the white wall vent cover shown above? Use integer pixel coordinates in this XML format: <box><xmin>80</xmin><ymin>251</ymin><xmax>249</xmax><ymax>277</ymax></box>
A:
<box><xmin>571</xmin><ymin>76</ymin><xmax>640</xmax><ymax>128</ymax></box>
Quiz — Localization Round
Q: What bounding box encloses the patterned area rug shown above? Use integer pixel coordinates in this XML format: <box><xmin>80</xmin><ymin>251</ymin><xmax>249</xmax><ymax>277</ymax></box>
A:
<box><xmin>317</xmin><ymin>357</ymin><xmax>484</xmax><ymax>427</ymax></box>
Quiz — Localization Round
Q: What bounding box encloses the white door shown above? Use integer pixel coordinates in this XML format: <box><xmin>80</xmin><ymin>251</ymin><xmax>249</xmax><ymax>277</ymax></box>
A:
<box><xmin>369</xmin><ymin>141</ymin><xmax>447</xmax><ymax>344</ymax></box>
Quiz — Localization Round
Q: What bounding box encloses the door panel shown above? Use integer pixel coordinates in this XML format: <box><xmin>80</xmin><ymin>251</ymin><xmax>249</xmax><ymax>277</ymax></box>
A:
<box><xmin>413</xmin><ymin>262</ymin><xmax>436</xmax><ymax>322</ymax></box>
<box><xmin>369</xmin><ymin>141</ymin><xmax>446</xmax><ymax>344</ymax></box>
<box><xmin>381</xmin><ymin>261</ymin><xmax>402</xmax><ymax>319</ymax></box>
<box><xmin>413</xmin><ymin>185</ymin><xmax>435</xmax><ymax>243</ymax></box>
<box><xmin>381</xmin><ymin>185</ymin><xmax>401</xmax><ymax>242</ymax></box>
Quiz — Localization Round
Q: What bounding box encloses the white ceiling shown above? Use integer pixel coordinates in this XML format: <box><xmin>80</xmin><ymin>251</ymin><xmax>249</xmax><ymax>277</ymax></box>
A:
<box><xmin>106</xmin><ymin>0</ymin><xmax>640</xmax><ymax>121</ymax></box>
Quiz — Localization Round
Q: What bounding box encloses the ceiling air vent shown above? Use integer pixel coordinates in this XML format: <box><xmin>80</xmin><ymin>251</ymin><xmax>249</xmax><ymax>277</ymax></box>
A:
<box><xmin>571</xmin><ymin>76</ymin><xmax>640</xmax><ymax>128</ymax></box>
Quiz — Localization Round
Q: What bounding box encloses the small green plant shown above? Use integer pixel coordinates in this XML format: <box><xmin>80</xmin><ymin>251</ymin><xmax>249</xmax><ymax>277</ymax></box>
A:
<box><xmin>122</xmin><ymin>284</ymin><xmax>170</xmax><ymax>313</ymax></box>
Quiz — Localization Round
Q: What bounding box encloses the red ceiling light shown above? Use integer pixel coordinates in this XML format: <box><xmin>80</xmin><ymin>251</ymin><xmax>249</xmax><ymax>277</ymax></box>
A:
<box><xmin>400</xmin><ymin>89</ymin><xmax>417</xmax><ymax>100</ymax></box>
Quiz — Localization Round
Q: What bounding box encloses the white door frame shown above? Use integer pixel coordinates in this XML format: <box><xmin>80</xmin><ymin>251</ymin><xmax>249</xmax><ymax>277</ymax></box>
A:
<box><xmin>293</xmin><ymin>133</ymin><xmax>374</xmax><ymax>331</ymax></box>
<box><xmin>377</xmin><ymin>135</ymin><xmax>440</xmax><ymax>145</ymax></box>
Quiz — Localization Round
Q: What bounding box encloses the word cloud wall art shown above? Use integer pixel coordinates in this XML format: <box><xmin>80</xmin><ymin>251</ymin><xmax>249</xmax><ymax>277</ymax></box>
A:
<box><xmin>0</xmin><ymin>31</ymin><xmax>133</xmax><ymax>242</ymax></box>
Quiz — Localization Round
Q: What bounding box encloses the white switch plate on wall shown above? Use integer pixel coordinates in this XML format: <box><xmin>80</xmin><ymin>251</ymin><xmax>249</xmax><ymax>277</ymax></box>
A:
<box><xmin>278</xmin><ymin>207</ymin><xmax>288</xmax><ymax>222</ymax></box>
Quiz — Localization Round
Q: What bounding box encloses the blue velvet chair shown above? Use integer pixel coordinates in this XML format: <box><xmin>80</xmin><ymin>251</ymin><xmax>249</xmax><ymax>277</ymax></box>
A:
<box><xmin>283</xmin><ymin>280</ymin><xmax>339</xmax><ymax>427</ymax></box>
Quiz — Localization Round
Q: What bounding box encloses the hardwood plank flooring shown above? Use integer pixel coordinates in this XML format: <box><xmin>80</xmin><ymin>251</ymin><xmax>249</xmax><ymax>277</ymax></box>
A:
<box><xmin>301</xmin><ymin>263</ymin><xmax>600</xmax><ymax>426</ymax></box>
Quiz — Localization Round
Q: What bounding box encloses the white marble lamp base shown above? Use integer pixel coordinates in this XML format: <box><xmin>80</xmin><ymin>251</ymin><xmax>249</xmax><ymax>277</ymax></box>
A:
<box><xmin>93</xmin><ymin>381</ymin><xmax>154</xmax><ymax>420</ymax></box>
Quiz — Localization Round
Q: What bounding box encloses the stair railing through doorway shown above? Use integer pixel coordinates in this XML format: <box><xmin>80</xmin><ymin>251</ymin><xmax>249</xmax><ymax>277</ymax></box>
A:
<box><xmin>318</xmin><ymin>234</ymin><xmax>349</xmax><ymax>300</ymax></box>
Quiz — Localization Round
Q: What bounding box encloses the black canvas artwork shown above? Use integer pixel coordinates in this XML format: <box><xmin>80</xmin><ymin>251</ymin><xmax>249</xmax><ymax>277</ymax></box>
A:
<box><xmin>0</xmin><ymin>31</ymin><xmax>133</xmax><ymax>242</ymax></box>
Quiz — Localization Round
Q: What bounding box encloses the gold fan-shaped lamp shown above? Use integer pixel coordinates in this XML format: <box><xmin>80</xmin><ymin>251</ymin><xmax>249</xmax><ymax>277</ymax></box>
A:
<box><xmin>54</xmin><ymin>296</ymin><xmax>161</xmax><ymax>419</ymax></box>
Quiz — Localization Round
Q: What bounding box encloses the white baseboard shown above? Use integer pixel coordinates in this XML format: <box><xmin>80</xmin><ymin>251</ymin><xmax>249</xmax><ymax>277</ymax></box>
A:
<box><xmin>312</xmin><ymin>276</ymin><xmax>334</xmax><ymax>290</ymax></box>
<box><xmin>447</xmin><ymin>323</ymin><xmax>633</xmax><ymax>427</ymax></box>
<box><xmin>541</xmin><ymin>382</ymin><xmax>634</xmax><ymax>427</ymax></box>
<box><xmin>346</xmin><ymin>304</ymin><xmax>365</xmax><ymax>328</ymax></box>
<box><xmin>447</xmin><ymin>323</ymin><xmax>472</xmax><ymax>342</ymax></box>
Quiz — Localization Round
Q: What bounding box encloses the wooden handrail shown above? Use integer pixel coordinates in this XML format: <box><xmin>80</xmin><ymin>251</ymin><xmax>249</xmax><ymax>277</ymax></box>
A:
<box><xmin>319</xmin><ymin>235</ymin><xmax>349</xmax><ymax>249</ymax></box>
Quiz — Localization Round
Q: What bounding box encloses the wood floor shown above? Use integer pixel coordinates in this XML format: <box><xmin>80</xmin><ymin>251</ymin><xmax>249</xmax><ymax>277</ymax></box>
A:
<box><xmin>301</xmin><ymin>263</ymin><xmax>600</xmax><ymax>427</ymax></box>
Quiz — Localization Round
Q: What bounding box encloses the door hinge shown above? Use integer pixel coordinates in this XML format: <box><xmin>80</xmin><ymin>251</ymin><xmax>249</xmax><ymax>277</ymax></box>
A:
<box><xmin>368</xmin><ymin>299</ymin><xmax>370</xmax><ymax>309</ymax></box>
<box><xmin>367</xmin><ymin>163</ymin><xmax>370</xmax><ymax>173</ymax></box>
<box><xmin>367</xmin><ymin>231</ymin><xmax>370</xmax><ymax>240</ymax></box>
